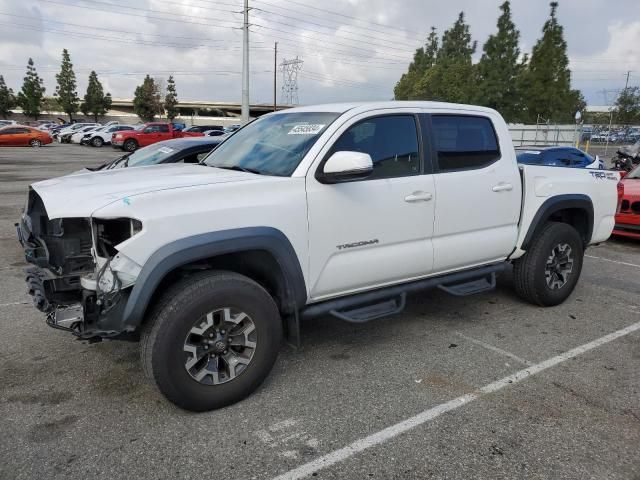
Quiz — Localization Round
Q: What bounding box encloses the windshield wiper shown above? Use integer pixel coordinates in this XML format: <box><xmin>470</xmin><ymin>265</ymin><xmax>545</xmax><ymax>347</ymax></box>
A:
<box><xmin>214</xmin><ymin>165</ymin><xmax>265</xmax><ymax>175</ymax></box>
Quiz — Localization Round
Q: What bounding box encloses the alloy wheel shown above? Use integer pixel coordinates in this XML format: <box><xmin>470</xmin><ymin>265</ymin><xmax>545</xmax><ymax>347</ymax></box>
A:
<box><xmin>183</xmin><ymin>307</ymin><xmax>257</xmax><ymax>385</ymax></box>
<box><xmin>544</xmin><ymin>242</ymin><xmax>574</xmax><ymax>290</ymax></box>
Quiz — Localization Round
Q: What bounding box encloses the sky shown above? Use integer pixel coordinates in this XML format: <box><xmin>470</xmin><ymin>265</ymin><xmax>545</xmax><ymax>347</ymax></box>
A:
<box><xmin>0</xmin><ymin>0</ymin><xmax>638</xmax><ymax>107</ymax></box>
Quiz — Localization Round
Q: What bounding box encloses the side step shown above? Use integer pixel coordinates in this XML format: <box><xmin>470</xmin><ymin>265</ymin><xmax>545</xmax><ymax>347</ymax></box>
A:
<box><xmin>330</xmin><ymin>293</ymin><xmax>406</xmax><ymax>323</ymax></box>
<box><xmin>438</xmin><ymin>273</ymin><xmax>496</xmax><ymax>296</ymax></box>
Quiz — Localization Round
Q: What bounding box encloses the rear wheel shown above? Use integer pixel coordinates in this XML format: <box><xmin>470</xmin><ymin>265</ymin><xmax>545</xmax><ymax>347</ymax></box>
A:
<box><xmin>91</xmin><ymin>136</ymin><xmax>104</xmax><ymax>147</ymax></box>
<box><xmin>123</xmin><ymin>139</ymin><xmax>138</xmax><ymax>152</ymax></box>
<box><xmin>513</xmin><ymin>222</ymin><xmax>584</xmax><ymax>306</ymax></box>
<box><xmin>140</xmin><ymin>271</ymin><xmax>282</xmax><ymax>411</ymax></box>
<box><xmin>29</xmin><ymin>138</ymin><xmax>42</xmax><ymax>147</ymax></box>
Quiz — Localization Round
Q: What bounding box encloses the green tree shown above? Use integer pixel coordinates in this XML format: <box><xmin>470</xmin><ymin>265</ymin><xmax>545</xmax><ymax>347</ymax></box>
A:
<box><xmin>17</xmin><ymin>58</ymin><xmax>46</xmax><ymax>120</ymax></box>
<box><xmin>54</xmin><ymin>49</ymin><xmax>79</xmax><ymax>121</ymax></box>
<box><xmin>133</xmin><ymin>75</ymin><xmax>157</xmax><ymax>122</ymax></box>
<box><xmin>164</xmin><ymin>75</ymin><xmax>179</xmax><ymax>120</ymax></box>
<box><xmin>80</xmin><ymin>71</ymin><xmax>112</xmax><ymax>122</ymax></box>
<box><xmin>474</xmin><ymin>1</ymin><xmax>523</xmax><ymax>121</ymax></box>
<box><xmin>394</xmin><ymin>27</ymin><xmax>438</xmax><ymax>100</ymax></box>
<box><xmin>414</xmin><ymin>12</ymin><xmax>477</xmax><ymax>103</ymax></box>
<box><xmin>519</xmin><ymin>2</ymin><xmax>584</xmax><ymax>123</ymax></box>
<box><xmin>0</xmin><ymin>75</ymin><xmax>16</xmax><ymax>118</ymax></box>
<box><xmin>613</xmin><ymin>87</ymin><xmax>640</xmax><ymax>125</ymax></box>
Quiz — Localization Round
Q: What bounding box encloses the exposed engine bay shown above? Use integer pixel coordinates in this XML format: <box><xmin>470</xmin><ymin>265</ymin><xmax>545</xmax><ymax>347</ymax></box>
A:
<box><xmin>17</xmin><ymin>188</ymin><xmax>142</xmax><ymax>338</ymax></box>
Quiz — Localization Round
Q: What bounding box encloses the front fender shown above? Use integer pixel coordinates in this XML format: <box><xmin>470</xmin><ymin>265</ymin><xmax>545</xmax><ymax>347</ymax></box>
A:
<box><xmin>121</xmin><ymin>227</ymin><xmax>306</xmax><ymax>328</ymax></box>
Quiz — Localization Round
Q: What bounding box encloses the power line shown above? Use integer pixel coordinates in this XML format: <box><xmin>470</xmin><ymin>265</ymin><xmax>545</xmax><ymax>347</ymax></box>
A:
<box><xmin>256</xmin><ymin>0</ymin><xmax>423</xmax><ymax>36</ymax></box>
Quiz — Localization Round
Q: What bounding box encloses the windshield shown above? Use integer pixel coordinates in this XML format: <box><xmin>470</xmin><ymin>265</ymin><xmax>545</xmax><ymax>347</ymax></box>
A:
<box><xmin>203</xmin><ymin>112</ymin><xmax>340</xmax><ymax>176</ymax></box>
<box><xmin>626</xmin><ymin>164</ymin><xmax>640</xmax><ymax>179</ymax></box>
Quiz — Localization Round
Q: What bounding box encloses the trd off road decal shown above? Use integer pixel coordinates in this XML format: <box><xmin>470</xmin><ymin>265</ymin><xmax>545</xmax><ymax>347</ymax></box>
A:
<box><xmin>589</xmin><ymin>171</ymin><xmax>618</xmax><ymax>181</ymax></box>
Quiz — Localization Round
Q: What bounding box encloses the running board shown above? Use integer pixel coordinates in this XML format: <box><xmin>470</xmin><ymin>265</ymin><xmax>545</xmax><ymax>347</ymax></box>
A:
<box><xmin>329</xmin><ymin>293</ymin><xmax>406</xmax><ymax>323</ymax></box>
<box><xmin>437</xmin><ymin>273</ymin><xmax>496</xmax><ymax>296</ymax></box>
<box><xmin>301</xmin><ymin>263</ymin><xmax>507</xmax><ymax>322</ymax></box>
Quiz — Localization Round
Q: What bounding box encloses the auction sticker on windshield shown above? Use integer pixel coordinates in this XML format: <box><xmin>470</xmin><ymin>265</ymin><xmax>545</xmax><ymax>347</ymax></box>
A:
<box><xmin>288</xmin><ymin>124</ymin><xmax>325</xmax><ymax>135</ymax></box>
<box><xmin>158</xmin><ymin>147</ymin><xmax>174</xmax><ymax>154</ymax></box>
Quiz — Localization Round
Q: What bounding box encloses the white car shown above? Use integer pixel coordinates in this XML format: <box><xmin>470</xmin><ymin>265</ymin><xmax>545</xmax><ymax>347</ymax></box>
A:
<box><xmin>18</xmin><ymin>101</ymin><xmax>618</xmax><ymax>411</ymax></box>
<box><xmin>85</xmin><ymin>124</ymin><xmax>136</xmax><ymax>147</ymax></box>
<box><xmin>56</xmin><ymin>123</ymin><xmax>100</xmax><ymax>142</ymax></box>
<box><xmin>70</xmin><ymin>126</ymin><xmax>102</xmax><ymax>144</ymax></box>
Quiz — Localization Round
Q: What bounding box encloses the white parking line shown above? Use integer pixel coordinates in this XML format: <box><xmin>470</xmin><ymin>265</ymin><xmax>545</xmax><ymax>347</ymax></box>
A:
<box><xmin>585</xmin><ymin>254</ymin><xmax>640</xmax><ymax>269</ymax></box>
<box><xmin>272</xmin><ymin>321</ymin><xmax>640</xmax><ymax>480</ymax></box>
<box><xmin>455</xmin><ymin>331</ymin><xmax>533</xmax><ymax>366</ymax></box>
<box><xmin>0</xmin><ymin>301</ymin><xmax>29</xmax><ymax>307</ymax></box>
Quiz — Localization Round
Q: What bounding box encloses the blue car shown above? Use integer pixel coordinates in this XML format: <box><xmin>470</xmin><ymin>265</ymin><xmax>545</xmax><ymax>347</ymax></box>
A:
<box><xmin>516</xmin><ymin>146</ymin><xmax>604</xmax><ymax>169</ymax></box>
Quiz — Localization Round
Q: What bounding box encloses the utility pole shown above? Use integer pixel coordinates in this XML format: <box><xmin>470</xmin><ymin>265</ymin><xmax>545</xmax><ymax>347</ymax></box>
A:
<box><xmin>241</xmin><ymin>0</ymin><xmax>249</xmax><ymax>124</ymax></box>
<box><xmin>273</xmin><ymin>42</ymin><xmax>278</xmax><ymax>112</ymax></box>
<box><xmin>624</xmin><ymin>71</ymin><xmax>632</xmax><ymax>91</ymax></box>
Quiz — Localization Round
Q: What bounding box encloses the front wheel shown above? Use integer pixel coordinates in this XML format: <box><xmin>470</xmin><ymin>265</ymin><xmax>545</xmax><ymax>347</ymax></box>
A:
<box><xmin>91</xmin><ymin>136</ymin><xmax>104</xmax><ymax>147</ymax></box>
<box><xmin>29</xmin><ymin>138</ymin><xmax>42</xmax><ymax>147</ymax></box>
<box><xmin>513</xmin><ymin>222</ymin><xmax>584</xmax><ymax>307</ymax></box>
<box><xmin>140</xmin><ymin>271</ymin><xmax>282</xmax><ymax>411</ymax></box>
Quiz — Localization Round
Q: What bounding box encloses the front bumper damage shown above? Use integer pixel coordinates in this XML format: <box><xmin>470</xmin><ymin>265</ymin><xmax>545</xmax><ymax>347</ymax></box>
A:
<box><xmin>16</xmin><ymin>189</ymin><xmax>140</xmax><ymax>339</ymax></box>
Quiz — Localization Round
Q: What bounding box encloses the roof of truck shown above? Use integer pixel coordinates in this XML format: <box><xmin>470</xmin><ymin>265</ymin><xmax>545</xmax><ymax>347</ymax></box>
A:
<box><xmin>276</xmin><ymin>101</ymin><xmax>499</xmax><ymax>115</ymax></box>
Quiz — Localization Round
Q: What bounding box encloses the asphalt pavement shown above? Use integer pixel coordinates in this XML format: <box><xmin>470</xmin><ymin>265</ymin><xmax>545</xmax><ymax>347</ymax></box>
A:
<box><xmin>0</xmin><ymin>143</ymin><xmax>638</xmax><ymax>480</ymax></box>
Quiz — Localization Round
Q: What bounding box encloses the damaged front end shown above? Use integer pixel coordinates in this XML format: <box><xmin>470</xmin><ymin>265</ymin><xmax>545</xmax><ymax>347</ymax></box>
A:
<box><xmin>17</xmin><ymin>188</ymin><xmax>142</xmax><ymax>340</ymax></box>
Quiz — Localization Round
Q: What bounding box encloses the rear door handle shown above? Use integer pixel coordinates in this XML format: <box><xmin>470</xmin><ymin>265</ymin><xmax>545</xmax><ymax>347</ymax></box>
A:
<box><xmin>492</xmin><ymin>183</ymin><xmax>513</xmax><ymax>192</ymax></box>
<box><xmin>404</xmin><ymin>191</ymin><xmax>433</xmax><ymax>203</ymax></box>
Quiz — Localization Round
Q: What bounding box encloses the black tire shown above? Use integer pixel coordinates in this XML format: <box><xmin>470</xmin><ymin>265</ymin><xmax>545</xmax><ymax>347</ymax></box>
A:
<box><xmin>123</xmin><ymin>139</ymin><xmax>138</xmax><ymax>152</ymax></box>
<box><xmin>513</xmin><ymin>222</ymin><xmax>584</xmax><ymax>307</ymax></box>
<box><xmin>91</xmin><ymin>136</ymin><xmax>104</xmax><ymax>147</ymax></box>
<box><xmin>29</xmin><ymin>138</ymin><xmax>42</xmax><ymax>147</ymax></box>
<box><xmin>140</xmin><ymin>270</ymin><xmax>282</xmax><ymax>411</ymax></box>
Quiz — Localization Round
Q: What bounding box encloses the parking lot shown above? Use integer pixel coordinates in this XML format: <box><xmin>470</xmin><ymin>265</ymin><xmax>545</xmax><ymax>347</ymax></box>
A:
<box><xmin>0</xmin><ymin>144</ymin><xmax>639</xmax><ymax>479</ymax></box>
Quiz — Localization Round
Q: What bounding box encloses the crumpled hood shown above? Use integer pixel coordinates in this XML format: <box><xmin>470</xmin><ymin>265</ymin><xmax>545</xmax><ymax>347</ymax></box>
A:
<box><xmin>31</xmin><ymin>163</ymin><xmax>257</xmax><ymax>219</ymax></box>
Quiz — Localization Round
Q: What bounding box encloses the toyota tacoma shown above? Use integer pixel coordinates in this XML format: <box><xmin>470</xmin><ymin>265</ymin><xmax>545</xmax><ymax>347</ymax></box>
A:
<box><xmin>16</xmin><ymin>102</ymin><xmax>619</xmax><ymax>411</ymax></box>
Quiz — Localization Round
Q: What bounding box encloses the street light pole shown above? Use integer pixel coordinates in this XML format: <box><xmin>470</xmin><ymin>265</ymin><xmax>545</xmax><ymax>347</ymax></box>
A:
<box><xmin>273</xmin><ymin>42</ymin><xmax>278</xmax><ymax>112</ymax></box>
<box><xmin>241</xmin><ymin>0</ymin><xmax>250</xmax><ymax>124</ymax></box>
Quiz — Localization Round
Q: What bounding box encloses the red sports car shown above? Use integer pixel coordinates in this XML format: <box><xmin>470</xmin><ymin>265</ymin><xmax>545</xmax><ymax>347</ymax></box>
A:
<box><xmin>614</xmin><ymin>166</ymin><xmax>640</xmax><ymax>239</ymax></box>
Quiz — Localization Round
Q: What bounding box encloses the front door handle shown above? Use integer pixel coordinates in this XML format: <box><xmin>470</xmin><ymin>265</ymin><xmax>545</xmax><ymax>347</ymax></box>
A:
<box><xmin>405</xmin><ymin>191</ymin><xmax>433</xmax><ymax>203</ymax></box>
<box><xmin>492</xmin><ymin>183</ymin><xmax>513</xmax><ymax>192</ymax></box>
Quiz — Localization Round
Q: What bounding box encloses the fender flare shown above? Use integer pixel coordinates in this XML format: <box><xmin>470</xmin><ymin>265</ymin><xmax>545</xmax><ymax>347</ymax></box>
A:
<box><xmin>520</xmin><ymin>194</ymin><xmax>594</xmax><ymax>250</ymax></box>
<box><xmin>121</xmin><ymin>227</ymin><xmax>307</xmax><ymax>327</ymax></box>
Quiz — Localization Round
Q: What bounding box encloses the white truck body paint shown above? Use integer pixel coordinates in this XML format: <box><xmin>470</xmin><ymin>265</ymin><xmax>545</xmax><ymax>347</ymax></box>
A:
<box><xmin>27</xmin><ymin>101</ymin><xmax>617</xmax><ymax>305</ymax></box>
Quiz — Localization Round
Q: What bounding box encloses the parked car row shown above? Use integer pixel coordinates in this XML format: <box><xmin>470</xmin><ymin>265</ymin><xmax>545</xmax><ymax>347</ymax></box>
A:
<box><xmin>585</xmin><ymin>126</ymin><xmax>640</xmax><ymax>144</ymax></box>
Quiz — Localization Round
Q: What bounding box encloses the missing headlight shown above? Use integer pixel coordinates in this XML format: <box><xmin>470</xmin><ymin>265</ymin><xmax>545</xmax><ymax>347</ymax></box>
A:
<box><xmin>94</xmin><ymin>218</ymin><xmax>142</xmax><ymax>257</ymax></box>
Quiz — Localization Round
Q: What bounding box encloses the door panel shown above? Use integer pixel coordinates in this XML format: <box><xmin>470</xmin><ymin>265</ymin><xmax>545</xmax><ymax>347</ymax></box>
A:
<box><xmin>427</xmin><ymin>114</ymin><xmax>521</xmax><ymax>273</ymax></box>
<box><xmin>306</xmin><ymin>113</ymin><xmax>435</xmax><ymax>300</ymax></box>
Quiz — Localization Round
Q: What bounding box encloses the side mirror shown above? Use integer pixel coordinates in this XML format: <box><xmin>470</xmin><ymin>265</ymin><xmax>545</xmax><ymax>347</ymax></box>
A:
<box><xmin>318</xmin><ymin>151</ymin><xmax>373</xmax><ymax>184</ymax></box>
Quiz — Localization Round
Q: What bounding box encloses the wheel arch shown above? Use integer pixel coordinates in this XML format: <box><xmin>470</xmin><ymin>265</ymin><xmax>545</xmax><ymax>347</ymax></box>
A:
<box><xmin>521</xmin><ymin>194</ymin><xmax>594</xmax><ymax>250</ymax></box>
<box><xmin>122</xmin><ymin>227</ymin><xmax>307</xmax><ymax>329</ymax></box>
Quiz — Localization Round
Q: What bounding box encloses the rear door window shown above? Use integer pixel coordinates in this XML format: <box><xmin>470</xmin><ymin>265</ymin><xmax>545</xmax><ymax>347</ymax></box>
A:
<box><xmin>431</xmin><ymin>115</ymin><xmax>500</xmax><ymax>171</ymax></box>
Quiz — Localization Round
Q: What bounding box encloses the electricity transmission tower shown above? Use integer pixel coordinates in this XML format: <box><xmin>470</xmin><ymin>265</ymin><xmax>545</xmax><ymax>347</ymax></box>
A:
<box><xmin>280</xmin><ymin>57</ymin><xmax>303</xmax><ymax>105</ymax></box>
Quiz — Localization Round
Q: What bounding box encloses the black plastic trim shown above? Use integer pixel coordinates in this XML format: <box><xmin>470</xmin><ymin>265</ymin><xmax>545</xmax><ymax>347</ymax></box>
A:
<box><xmin>121</xmin><ymin>227</ymin><xmax>306</xmax><ymax>327</ymax></box>
<box><xmin>301</xmin><ymin>263</ymin><xmax>506</xmax><ymax>320</ymax></box>
<box><xmin>520</xmin><ymin>194</ymin><xmax>594</xmax><ymax>250</ymax></box>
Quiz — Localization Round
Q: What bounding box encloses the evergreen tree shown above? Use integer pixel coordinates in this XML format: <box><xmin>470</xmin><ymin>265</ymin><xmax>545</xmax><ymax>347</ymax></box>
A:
<box><xmin>475</xmin><ymin>1</ymin><xmax>523</xmax><ymax>122</ymax></box>
<box><xmin>54</xmin><ymin>49</ymin><xmax>79</xmax><ymax>121</ymax></box>
<box><xmin>133</xmin><ymin>75</ymin><xmax>157</xmax><ymax>122</ymax></box>
<box><xmin>80</xmin><ymin>71</ymin><xmax>112</xmax><ymax>122</ymax></box>
<box><xmin>519</xmin><ymin>2</ymin><xmax>584</xmax><ymax>123</ymax></box>
<box><xmin>0</xmin><ymin>75</ymin><xmax>16</xmax><ymax>118</ymax></box>
<box><xmin>414</xmin><ymin>12</ymin><xmax>476</xmax><ymax>103</ymax></box>
<box><xmin>394</xmin><ymin>27</ymin><xmax>438</xmax><ymax>100</ymax></box>
<box><xmin>17</xmin><ymin>58</ymin><xmax>46</xmax><ymax>120</ymax></box>
<box><xmin>614</xmin><ymin>87</ymin><xmax>640</xmax><ymax>125</ymax></box>
<box><xmin>164</xmin><ymin>75</ymin><xmax>179</xmax><ymax>120</ymax></box>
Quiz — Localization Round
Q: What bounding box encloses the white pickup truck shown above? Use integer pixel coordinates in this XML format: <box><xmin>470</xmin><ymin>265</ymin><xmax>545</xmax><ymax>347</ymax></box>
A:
<box><xmin>17</xmin><ymin>102</ymin><xmax>618</xmax><ymax>411</ymax></box>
